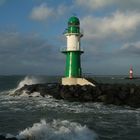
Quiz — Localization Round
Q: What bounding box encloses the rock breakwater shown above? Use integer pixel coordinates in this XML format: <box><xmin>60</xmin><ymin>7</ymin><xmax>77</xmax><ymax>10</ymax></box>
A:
<box><xmin>11</xmin><ymin>83</ymin><xmax>140</xmax><ymax>108</ymax></box>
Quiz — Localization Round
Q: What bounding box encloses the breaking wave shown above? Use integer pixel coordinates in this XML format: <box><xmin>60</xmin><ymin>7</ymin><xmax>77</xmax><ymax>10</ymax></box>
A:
<box><xmin>9</xmin><ymin>76</ymin><xmax>40</xmax><ymax>96</ymax></box>
<box><xmin>16</xmin><ymin>76</ymin><xmax>40</xmax><ymax>90</ymax></box>
<box><xmin>17</xmin><ymin>119</ymin><xmax>97</xmax><ymax>140</ymax></box>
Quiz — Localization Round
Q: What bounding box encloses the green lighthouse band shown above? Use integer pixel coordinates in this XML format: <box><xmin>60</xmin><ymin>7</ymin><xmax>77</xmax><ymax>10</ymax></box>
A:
<box><xmin>62</xmin><ymin>50</ymin><xmax>83</xmax><ymax>77</ymax></box>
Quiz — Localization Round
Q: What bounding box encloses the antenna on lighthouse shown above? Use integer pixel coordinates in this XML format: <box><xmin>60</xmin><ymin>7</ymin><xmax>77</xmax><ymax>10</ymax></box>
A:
<box><xmin>129</xmin><ymin>65</ymin><xmax>133</xmax><ymax>79</ymax></box>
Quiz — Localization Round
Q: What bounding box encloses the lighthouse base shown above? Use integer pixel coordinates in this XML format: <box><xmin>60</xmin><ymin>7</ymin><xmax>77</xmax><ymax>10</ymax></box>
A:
<box><xmin>62</xmin><ymin>77</ymin><xmax>95</xmax><ymax>87</ymax></box>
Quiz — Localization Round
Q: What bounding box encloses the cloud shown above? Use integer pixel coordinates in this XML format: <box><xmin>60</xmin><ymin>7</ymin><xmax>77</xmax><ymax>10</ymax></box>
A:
<box><xmin>30</xmin><ymin>3</ymin><xmax>67</xmax><ymax>21</ymax></box>
<box><xmin>121</xmin><ymin>41</ymin><xmax>140</xmax><ymax>55</ymax></box>
<box><xmin>56</xmin><ymin>4</ymin><xmax>67</xmax><ymax>16</ymax></box>
<box><xmin>76</xmin><ymin>0</ymin><xmax>113</xmax><ymax>10</ymax></box>
<box><xmin>75</xmin><ymin>0</ymin><xmax>140</xmax><ymax>11</ymax></box>
<box><xmin>0</xmin><ymin>31</ymin><xmax>51</xmax><ymax>61</ymax></box>
<box><xmin>0</xmin><ymin>31</ymin><xmax>64</xmax><ymax>75</ymax></box>
<box><xmin>81</xmin><ymin>11</ymin><xmax>140</xmax><ymax>39</ymax></box>
<box><xmin>116</xmin><ymin>0</ymin><xmax>140</xmax><ymax>11</ymax></box>
<box><xmin>30</xmin><ymin>3</ymin><xmax>54</xmax><ymax>21</ymax></box>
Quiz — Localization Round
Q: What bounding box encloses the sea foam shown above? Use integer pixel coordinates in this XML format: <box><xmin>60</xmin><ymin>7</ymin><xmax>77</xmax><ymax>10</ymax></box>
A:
<box><xmin>16</xmin><ymin>76</ymin><xmax>39</xmax><ymax>90</ymax></box>
<box><xmin>17</xmin><ymin>119</ymin><xmax>97</xmax><ymax>140</ymax></box>
<box><xmin>9</xmin><ymin>76</ymin><xmax>40</xmax><ymax>96</ymax></box>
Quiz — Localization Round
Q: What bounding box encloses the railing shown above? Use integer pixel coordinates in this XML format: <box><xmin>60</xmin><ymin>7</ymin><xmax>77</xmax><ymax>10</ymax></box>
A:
<box><xmin>63</xmin><ymin>29</ymin><xmax>83</xmax><ymax>36</ymax></box>
<box><xmin>60</xmin><ymin>47</ymin><xmax>84</xmax><ymax>52</ymax></box>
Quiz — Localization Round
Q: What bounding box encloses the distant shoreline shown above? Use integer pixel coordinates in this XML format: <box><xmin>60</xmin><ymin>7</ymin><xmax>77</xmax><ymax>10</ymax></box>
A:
<box><xmin>124</xmin><ymin>77</ymin><xmax>140</xmax><ymax>79</ymax></box>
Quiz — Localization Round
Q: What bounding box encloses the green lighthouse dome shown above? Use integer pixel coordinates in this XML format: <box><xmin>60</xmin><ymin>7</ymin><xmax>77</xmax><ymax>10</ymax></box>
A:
<box><xmin>67</xmin><ymin>16</ymin><xmax>80</xmax><ymax>33</ymax></box>
<box><xmin>68</xmin><ymin>16</ymin><xmax>80</xmax><ymax>25</ymax></box>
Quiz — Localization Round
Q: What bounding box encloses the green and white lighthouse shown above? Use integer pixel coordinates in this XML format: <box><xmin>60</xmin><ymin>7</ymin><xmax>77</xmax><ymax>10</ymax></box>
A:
<box><xmin>62</xmin><ymin>16</ymin><xmax>95</xmax><ymax>86</ymax></box>
<box><xmin>62</xmin><ymin>16</ymin><xmax>83</xmax><ymax>77</ymax></box>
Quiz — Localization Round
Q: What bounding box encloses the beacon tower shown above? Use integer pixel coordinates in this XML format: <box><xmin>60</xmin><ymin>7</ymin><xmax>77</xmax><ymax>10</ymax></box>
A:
<box><xmin>129</xmin><ymin>66</ymin><xmax>133</xmax><ymax>79</ymax></box>
<box><xmin>62</xmin><ymin>16</ymin><xmax>83</xmax><ymax>77</ymax></box>
<box><xmin>61</xmin><ymin>16</ymin><xmax>95</xmax><ymax>86</ymax></box>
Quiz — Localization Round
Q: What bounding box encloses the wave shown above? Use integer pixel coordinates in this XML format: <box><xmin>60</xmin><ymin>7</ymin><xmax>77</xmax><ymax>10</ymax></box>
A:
<box><xmin>9</xmin><ymin>76</ymin><xmax>41</xmax><ymax>96</ymax></box>
<box><xmin>16</xmin><ymin>76</ymin><xmax>40</xmax><ymax>90</ymax></box>
<box><xmin>16</xmin><ymin>119</ymin><xmax>97</xmax><ymax>140</ymax></box>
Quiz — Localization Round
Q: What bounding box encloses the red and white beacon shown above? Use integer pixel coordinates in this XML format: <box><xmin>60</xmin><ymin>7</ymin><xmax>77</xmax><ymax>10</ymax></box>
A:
<box><xmin>129</xmin><ymin>66</ymin><xmax>133</xmax><ymax>79</ymax></box>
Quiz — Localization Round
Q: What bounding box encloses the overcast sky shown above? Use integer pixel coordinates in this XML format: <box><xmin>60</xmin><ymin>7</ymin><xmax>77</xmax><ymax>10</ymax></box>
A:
<box><xmin>0</xmin><ymin>0</ymin><xmax>140</xmax><ymax>75</ymax></box>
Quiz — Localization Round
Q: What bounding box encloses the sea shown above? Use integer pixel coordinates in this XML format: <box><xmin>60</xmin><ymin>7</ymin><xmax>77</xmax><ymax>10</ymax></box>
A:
<box><xmin>0</xmin><ymin>75</ymin><xmax>140</xmax><ymax>140</ymax></box>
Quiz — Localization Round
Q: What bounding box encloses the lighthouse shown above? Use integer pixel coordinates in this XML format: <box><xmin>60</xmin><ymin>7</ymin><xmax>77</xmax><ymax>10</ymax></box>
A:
<box><xmin>61</xmin><ymin>16</ymin><xmax>95</xmax><ymax>86</ymax></box>
<box><xmin>129</xmin><ymin>66</ymin><xmax>133</xmax><ymax>79</ymax></box>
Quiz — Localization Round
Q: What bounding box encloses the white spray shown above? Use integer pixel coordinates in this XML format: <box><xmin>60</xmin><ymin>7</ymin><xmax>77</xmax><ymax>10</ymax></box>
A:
<box><xmin>17</xmin><ymin>119</ymin><xmax>98</xmax><ymax>140</ymax></box>
<box><xmin>9</xmin><ymin>76</ymin><xmax>40</xmax><ymax>96</ymax></box>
